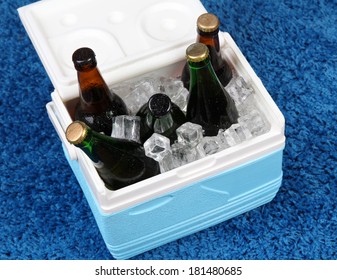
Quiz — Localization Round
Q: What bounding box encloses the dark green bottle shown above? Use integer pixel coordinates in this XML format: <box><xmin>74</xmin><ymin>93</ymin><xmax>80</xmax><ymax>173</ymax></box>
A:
<box><xmin>136</xmin><ymin>93</ymin><xmax>186</xmax><ymax>144</ymax></box>
<box><xmin>185</xmin><ymin>43</ymin><xmax>238</xmax><ymax>136</ymax></box>
<box><xmin>181</xmin><ymin>13</ymin><xmax>233</xmax><ymax>90</ymax></box>
<box><xmin>72</xmin><ymin>47</ymin><xmax>128</xmax><ymax>136</ymax></box>
<box><xmin>65</xmin><ymin>121</ymin><xmax>160</xmax><ymax>191</ymax></box>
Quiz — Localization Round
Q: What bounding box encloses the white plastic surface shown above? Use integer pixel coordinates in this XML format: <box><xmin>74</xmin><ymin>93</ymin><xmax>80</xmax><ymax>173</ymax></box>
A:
<box><xmin>46</xmin><ymin>102</ymin><xmax>77</xmax><ymax>160</ymax></box>
<box><xmin>18</xmin><ymin>0</ymin><xmax>207</xmax><ymax>99</ymax></box>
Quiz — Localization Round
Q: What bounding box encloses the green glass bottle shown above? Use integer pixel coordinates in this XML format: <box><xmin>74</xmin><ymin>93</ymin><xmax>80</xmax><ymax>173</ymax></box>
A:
<box><xmin>65</xmin><ymin>121</ymin><xmax>160</xmax><ymax>191</ymax></box>
<box><xmin>181</xmin><ymin>13</ymin><xmax>233</xmax><ymax>90</ymax></box>
<box><xmin>72</xmin><ymin>47</ymin><xmax>128</xmax><ymax>136</ymax></box>
<box><xmin>185</xmin><ymin>43</ymin><xmax>238</xmax><ymax>136</ymax></box>
<box><xmin>136</xmin><ymin>93</ymin><xmax>186</xmax><ymax>144</ymax></box>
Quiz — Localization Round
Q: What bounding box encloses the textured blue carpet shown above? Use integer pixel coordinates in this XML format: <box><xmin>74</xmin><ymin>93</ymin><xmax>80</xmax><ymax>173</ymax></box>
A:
<box><xmin>1</xmin><ymin>0</ymin><xmax>336</xmax><ymax>260</ymax></box>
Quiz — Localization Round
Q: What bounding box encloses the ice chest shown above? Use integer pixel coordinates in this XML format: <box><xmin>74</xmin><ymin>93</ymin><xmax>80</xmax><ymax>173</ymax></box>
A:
<box><xmin>18</xmin><ymin>0</ymin><xmax>286</xmax><ymax>259</ymax></box>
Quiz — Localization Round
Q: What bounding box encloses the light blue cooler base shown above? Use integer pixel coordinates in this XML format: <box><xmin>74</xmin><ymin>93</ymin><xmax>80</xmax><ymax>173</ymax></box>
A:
<box><xmin>64</xmin><ymin>146</ymin><xmax>284</xmax><ymax>259</ymax></box>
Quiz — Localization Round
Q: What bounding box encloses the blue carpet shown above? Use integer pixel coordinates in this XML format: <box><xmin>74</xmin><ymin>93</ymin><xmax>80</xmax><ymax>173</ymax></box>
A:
<box><xmin>1</xmin><ymin>0</ymin><xmax>336</xmax><ymax>260</ymax></box>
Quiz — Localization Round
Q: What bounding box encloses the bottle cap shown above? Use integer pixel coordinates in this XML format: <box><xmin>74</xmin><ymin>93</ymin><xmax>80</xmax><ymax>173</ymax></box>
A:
<box><xmin>72</xmin><ymin>47</ymin><xmax>97</xmax><ymax>71</ymax></box>
<box><xmin>197</xmin><ymin>13</ymin><xmax>220</xmax><ymax>33</ymax></box>
<box><xmin>148</xmin><ymin>93</ymin><xmax>172</xmax><ymax>117</ymax></box>
<box><xmin>66</xmin><ymin>121</ymin><xmax>88</xmax><ymax>144</ymax></box>
<box><xmin>186</xmin><ymin>43</ymin><xmax>209</xmax><ymax>62</ymax></box>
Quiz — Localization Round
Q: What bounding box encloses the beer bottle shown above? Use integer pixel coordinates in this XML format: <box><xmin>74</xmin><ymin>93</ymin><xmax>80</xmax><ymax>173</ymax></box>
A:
<box><xmin>185</xmin><ymin>43</ymin><xmax>238</xmax><ymax>136</ymax></box>
<box><xmin>72</xmin><ymin>47</ymin><xmax>128</xmax><ymax>136</ymax></box>
<box><xmin>181</xmin><ymin>13</ymin><xmax>233</xmax><ymax>89</ymax></box>
<box><xmin>65</xmin><ymin>121</ymin><xmax>160</xmax><ymax>191</ymax></box>
<box><xmin>136</xmin><ymin>93</ymin><xmax>186</xmax><ymax>144</ymax></box>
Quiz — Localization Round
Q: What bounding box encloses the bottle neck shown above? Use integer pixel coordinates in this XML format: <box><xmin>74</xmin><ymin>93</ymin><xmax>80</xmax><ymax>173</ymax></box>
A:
<box><xmin>152</xmin><ymin>113</ymin><xmax>175</xmax><ymax>134</ymax></box>
<box><xmin>197</xmin><ymin>30</ymin><xmax>224</xmax><ymax>71</ymax></box>
<box><xmin>77</xmin><ymin>67</ymin><xmax>113</xmax><ymax>109</ymax></box>
<box><xmin>75</xmin><ymin>126</ymin><xmax>141</xmax><ymax>162</ymax></box>
<box><xmin>74</xmin><ymin>128</ymin><xmax>101</xmax><ymax>164</ymax></box>
<box><xmin>77</xmin><ymin>67</ymin><xmax>107</xmax><ymax>88</ymax></box>
<box><xmin>197</xmin><ymin>29</ymin><xmax>220</xmax><ymax>52</ymax></box>
<box><xmin>188</xmin><ymin>56</ymin><xmax>217</xmax><ymax>82</ymax></box>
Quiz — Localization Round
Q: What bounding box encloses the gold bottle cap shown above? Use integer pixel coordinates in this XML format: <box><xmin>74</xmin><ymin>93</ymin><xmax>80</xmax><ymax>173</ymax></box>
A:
<box><xmin>197</xmin><ymin>13</ymin><xmax>220</xmax><ymax>33</ymax></box>
<box><xmin>66</xmin><ymin>121</ymin><xmax>88</xmax><ymax>144</ymax></box>
<box><xmin>186</xmin><ymin>43</ymin><xmax>209</xmax><ymax>62</ymax></box>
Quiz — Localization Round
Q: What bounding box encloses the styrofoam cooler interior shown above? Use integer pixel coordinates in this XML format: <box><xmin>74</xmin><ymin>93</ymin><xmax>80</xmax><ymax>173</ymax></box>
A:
<box><xmin>18</xmin><ymin>0</ymin><xmax>285</xmax><ymax>259</ymax></box>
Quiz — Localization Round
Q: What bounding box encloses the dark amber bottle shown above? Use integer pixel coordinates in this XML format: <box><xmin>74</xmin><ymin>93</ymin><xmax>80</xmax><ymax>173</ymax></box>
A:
<box><xmin>185</xmin><ymin>43</ymin><xmax>238</xmax><ymax>136</ymax></box>
<box><xmin>136</xmin><ymin>93</ymin><xmax>186</xmax><ymax>144</ymax></box>
<box><xmin>181</xmin><ymin>13</ymin><xmax>233</xmax><ymax>89</ymax></box>
<box><xmin>66</xmin><ymin>121</ymin><xmax>160</xmax><ymax>191</ymax></box>
<box><xmin>72</xmin><ymin>47</ymin><xmax>128</xmax><ymax>136</ymax></box>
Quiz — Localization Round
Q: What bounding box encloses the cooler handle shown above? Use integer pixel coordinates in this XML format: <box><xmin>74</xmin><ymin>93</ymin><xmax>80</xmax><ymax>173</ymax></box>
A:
<box><xmin>46</xmin><ymin>102</ymin><xmax>77</xmax><ymax>161</ymax></box>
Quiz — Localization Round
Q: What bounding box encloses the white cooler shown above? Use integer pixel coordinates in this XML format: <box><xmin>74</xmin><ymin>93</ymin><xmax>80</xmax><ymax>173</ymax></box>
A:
<box><xmin>18</xmin><ymin>0</ymin><xmax>286</xmax><ymax>259</ymax></box>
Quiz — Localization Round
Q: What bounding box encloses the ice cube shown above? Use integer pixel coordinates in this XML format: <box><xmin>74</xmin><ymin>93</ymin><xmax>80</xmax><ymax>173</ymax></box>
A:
<box><xmin>198</xmin><ymin>136</ymin><xmax>223</xmax><ymax>155</ymax></box>
<box><xmin>110</xmin><ymin>82</ymin><xmax>132</xmax><ymax>99</ymax></box>
<box><xmin>133</xmin><ymin>78</ymin><xmax>159</xmax><ymax>96</ymax></box>
<box><xmin>218</xmin><ymin>123</ymin><xmax>254</xmax><ymax>147</ymax></box>
<box><xmin>225</xmin><ymin>75</ymin><xmax>255</xmax><ymax>105</ymax></box>
<box><xmin>171</xmin><ymin>141</ymin><xmax>205</xmax><ymax>165</ymax></box>
<box><xmin>170</xmin><ymin>87</ymin><xmax>189</xmax><ymax>113</ymax></box>
<box><xmin>238</xmin><ymin>109</ymin><xmax>270</xmax><ymax>136</ymax></box>
<box><xmin>160</xmin><ymin>77</ymin><xmax>184</xmax><ymax>96</ymax></box>
<box><xmin>123</xmin><ymin>78</ymin><xmax>158</xmax><ymax>115</ymax></box>
<box><xmin>218</xmin><ymin>125</ymin><xmax>242</xmax><ymax>146</ymax></box>
<box><xmin>171</xmin><ymin>142</ymin><xmax>188</xmax><ymax>166</ymax></box>
<box><xmin>236</xmin><ymin>94</ymin><xmax>259</xmax><ymax>117</ymax></box>
<box><xmin>158</xmin><ymin>150</ymin><xmax>178</xmax><ymax>173</ymax></box>
<box><xmin>231</xmin><ymin>123</ymin><xmax>253</xmax><ymax>141</ymax></box>
<box><xmin>111</xmin><ymin>115</ymin><xmax>141</xmax><ymax>143</ymax></box>
<box><xmin>143</xmin><ymin>133</ymin><xmax>171</xmax><ymax>162</ymax></box>
<box><xmin>176</xmin><ymin>122</ymin><xmax>204</xmax><ymax>147</ymax></box>
<box><xmin>160</xmin><ymin>77</ymin><xmax>189</xmax><ymax>112</ymax></box>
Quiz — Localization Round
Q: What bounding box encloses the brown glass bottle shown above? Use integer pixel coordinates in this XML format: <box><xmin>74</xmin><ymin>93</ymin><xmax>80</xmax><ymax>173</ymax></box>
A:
<box><xmin>186</xmin><ymin>43</ymin><xmax>238</xmax><ymax>136</ymax></box>
<box><xmin>66</xmin><ymin>121</ymin><xmax>160</xmax><ymax>191</ymax></box>
<box><xmin>72</xmin><ymin>47</ymin><xmax>128</xmax><ymax>136</ymax></box>
<box><xmin>136</xmin><ymin>93</ymin><xmax>186</xmax><ymax>144</ymax></box>
<box><xmin>181</xmin><ymin>13</ymin><xmax>233</xmax><ymax>90</ymax></box>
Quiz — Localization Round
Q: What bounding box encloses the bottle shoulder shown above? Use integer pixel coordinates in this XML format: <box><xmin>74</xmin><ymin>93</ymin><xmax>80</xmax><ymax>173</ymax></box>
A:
<box><xmin>94</xmin><ymin>131</ymin><xmax>141</xmax><ymax>148</ymax></box>
<box><xmin>170</xmin><ymin>103</ymin><xmax>187</xmax><ymax>121</ymax></box>
<box><xmin>136</xmin><ymin>102</ymin><xmax>149</xmax><ymax>117</ymax></box>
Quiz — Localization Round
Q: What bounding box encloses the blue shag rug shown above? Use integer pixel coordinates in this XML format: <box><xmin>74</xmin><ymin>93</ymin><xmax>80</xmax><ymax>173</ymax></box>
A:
<box><xmin>1</xmin><ymin>0</ymin><xmax>336</xmax><ymax>260</ymax></box>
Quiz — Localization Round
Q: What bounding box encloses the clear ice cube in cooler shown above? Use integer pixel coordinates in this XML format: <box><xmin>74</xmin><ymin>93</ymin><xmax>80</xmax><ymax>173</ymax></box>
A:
<box><xmin>171</xmin><ymin>141</ymin><xmax>205</xmax><ymax>165</ymax></box>
<box><xmin>171</xmin><ymin>142</ymin><xmax>188</xmax><ymax>166</ymax></box>
<box><xmin>111</xmin><ymin>115</ymin><xmax>141</xmax><ymax>143</ymax></box>
<box><xmin>238</xmin><ymin>109</ymin><xmax>270</xmax><ymax>136</ymax></box>
<box><xmin>218</xmin><ymin>123</ymin><xmax>252</xmax><ymax>146</ymax></box>
<box><xmin>236</xmin><ymin>94</ymin><xmax>259</xmax><ymax>117</ymax></box>
<box><xmin>198</xmin><ymin>136</ymin><xmax>223</xmax><ymax>155</ymax></box>
<box><xmin>144</xmin><ymin>133</ymin><xmax>171</xmax><ymax>162</ymax></box>
<box><xmin>158</xmin><ymin>150</ymin><xmax>178</xmax><ymax>173</ymax></box>
<box><xmin>176</xmin><ymin>122</ymin><xmax>204</xmax><ymax>147</ymax></box>
<box><xmin>231</xmin><ymin>123</ymin><xmax>253</xmax><ymax>141</ymax></box>
<box><xmin>160</xmin><ymin>77</ymin><xmax>189</xmax><ymax>112</ymax></box>
<box><xmin>218</xmin><ymin>125</ymin><xmax>242</xmax><ymax>146</ymax></box>
<box><xmin>122</xmin><ymin>78</ymin><xmax>158</xmax><ymax>115</ymax></box>
<box><xmin>225</xmin><ymin>75</ymin><xmax>254</xmax><ymax>105</ymax></box>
